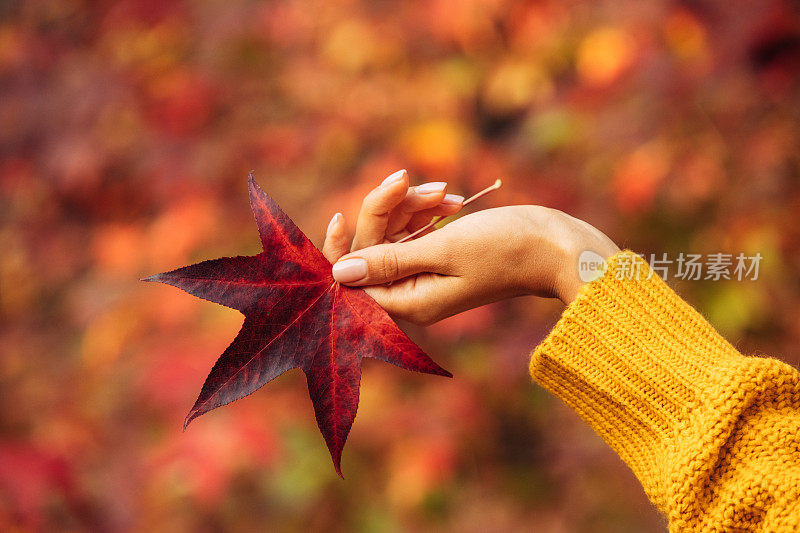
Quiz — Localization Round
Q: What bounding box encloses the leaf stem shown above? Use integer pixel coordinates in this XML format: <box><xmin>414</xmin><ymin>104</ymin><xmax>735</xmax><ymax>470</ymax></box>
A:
<box><xmin>396</xmin><ymin>179</ymin><xmax>502</xmax><ymax>244</ymax></box>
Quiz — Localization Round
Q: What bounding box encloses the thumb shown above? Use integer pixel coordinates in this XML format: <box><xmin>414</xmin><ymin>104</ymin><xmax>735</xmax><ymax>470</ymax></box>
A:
<box><xmin>331</xmin><ymin>238</ymin><xmax>446</xmax><ymax>286</ymax></box>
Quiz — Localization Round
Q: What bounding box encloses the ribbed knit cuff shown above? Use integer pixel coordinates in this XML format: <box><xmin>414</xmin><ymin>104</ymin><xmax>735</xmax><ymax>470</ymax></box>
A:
<box><xmin>529</xmin><ymin>250</ymin><xmax>746</xmax><ymax>505</ymax></box>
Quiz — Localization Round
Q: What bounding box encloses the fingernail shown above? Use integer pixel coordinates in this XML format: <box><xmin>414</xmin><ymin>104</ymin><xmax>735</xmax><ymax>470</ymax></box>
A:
<box><xmin>332</xmin><ymin>258</ymin><xmax>367</xmax><ymax>283</ymax></box>
<box><xmin>416</xmin><ymin>182</ymin><xmax>447</xmax><ymax>194</ymax></box>
<box><xmin>440</xmin><ymin>194</ymin><xmax>464</xmax><ymax>205</ymax></box>
<box><xmin>326</xmin><ymin>212</ymin><xmax>342</xmax><ymax>235</ymax></box>
<box><xmin>381</xmin><ymin>169</ymin><xmax>407</xmax><ymax>188</ymax></box>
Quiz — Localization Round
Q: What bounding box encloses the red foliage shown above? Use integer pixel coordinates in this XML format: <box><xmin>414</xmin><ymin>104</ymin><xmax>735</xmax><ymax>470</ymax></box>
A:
<box><xmin>143</xmin><ymin>173</ymin><xmax>451</xmax><ymax>475</ymax></box>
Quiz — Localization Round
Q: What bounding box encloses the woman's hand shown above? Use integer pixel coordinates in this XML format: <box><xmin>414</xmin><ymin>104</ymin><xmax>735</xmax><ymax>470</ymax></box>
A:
<box><xmin>323</xmin><ymin>169</ymin><xmax>465</xmax><ymax>255</ymax></box>
<box><xmin>322</xmin><ymin>170</ymin><xmax>619</xmax><ymax>325</ymax></box>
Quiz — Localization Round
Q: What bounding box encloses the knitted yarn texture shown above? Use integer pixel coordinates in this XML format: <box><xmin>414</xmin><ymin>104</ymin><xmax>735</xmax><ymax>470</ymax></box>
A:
<box><xmin>530</xmin><ymin>251</ymin><xmax>800</xmax><ymax>532</ymax></box>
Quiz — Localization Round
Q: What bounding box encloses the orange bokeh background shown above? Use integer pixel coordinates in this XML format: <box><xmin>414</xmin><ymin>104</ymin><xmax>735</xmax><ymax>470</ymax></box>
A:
<box><xmin>1</xmin><ymin>0</ymin><xmax>798</xmax><ymax>530</ymax></box>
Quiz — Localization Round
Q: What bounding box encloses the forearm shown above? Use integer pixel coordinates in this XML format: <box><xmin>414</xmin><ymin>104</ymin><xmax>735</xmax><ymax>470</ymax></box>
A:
<box><xmin>530</xmin><ymin>251</ymin><xmax>800</xmax><ymax>531</ymax></box>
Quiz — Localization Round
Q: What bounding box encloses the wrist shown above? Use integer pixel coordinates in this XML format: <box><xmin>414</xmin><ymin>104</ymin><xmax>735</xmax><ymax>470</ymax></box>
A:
<box><xmin>556</xmin><ymin>241</ymin><xmax>620</xmax><ymax>304</ymax></box>
<box><xmin>494</xmin><ymin>205</ymin><xmax>620</xmax><ymax>304</ymax></box>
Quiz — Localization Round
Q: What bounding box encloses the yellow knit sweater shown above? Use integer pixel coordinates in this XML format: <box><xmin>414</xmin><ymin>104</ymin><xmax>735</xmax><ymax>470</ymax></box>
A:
<box><xmin>530</xmin><ymin>251</ymin><xmax>800</xmax><ymax>532</ymax></box>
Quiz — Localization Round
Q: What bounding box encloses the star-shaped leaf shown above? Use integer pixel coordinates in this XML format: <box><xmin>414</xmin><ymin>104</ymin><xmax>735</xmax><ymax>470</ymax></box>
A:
<box><xmin>142</xmin><ymin>173</ymin><xmax>451</xmax><ymax>476</ymax></box>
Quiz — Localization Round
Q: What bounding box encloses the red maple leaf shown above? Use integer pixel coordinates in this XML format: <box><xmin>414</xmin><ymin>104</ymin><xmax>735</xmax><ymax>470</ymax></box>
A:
<box><xmin>142</xmin><ymin>173</ymin><xmax>451</xmax><ymax>476</ymax></box>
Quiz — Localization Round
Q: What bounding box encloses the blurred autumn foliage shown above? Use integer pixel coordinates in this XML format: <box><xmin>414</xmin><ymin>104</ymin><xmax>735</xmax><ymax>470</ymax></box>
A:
<box><xmin>1</xmin><ymin>0</ymin><xmax>799</xmax><ymax>531</ymax></box>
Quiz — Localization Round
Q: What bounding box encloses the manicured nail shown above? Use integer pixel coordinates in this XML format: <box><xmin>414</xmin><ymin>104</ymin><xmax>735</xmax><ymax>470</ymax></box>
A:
<box><xmin>326</xmin><ymin>212</ymin><xmax>342</xmax><ymax>235</ymax></box>
<box><xmin>440</xmin><ymin>194</ymin><xmax>464</xmax><ymax>205</ymax></box>
<box><xmin>332</xmin><ymin>258</ymin><xmax>367</xmax><ymax>283</ymax></box>
<box><xmin>381</xmin><ymin>169</ymin><xmax>407</xmax><ymax>188</ymax></box>
<box><xmin>416</xmin><ymin>182</ymin><xmax>447</xmax><ymax>194</ymax></box>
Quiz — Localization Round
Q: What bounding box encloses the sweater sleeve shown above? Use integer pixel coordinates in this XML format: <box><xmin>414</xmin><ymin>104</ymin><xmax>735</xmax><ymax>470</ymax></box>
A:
<box><xmin>530</xmin><ymin>250</ymin><xmax>800</xmax><ymax>532</ymax></box>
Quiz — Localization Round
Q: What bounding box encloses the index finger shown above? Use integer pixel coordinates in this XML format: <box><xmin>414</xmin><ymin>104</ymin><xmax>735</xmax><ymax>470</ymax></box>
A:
<box><xmin>351</xmin><ymin>169</ymin><xmax>409</xmax><ymax>251</ymax></box>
